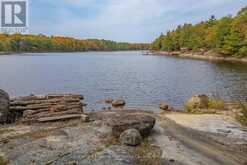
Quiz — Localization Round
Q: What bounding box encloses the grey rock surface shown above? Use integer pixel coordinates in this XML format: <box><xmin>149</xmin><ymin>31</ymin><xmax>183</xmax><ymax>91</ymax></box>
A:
<box><xmin>0</xmin><ymin>89</ymin><xmax>9</xmax><ymax>124</ymax></box>
<box><xmin>120</xmin><ymin>129</ymin><xmax>142</xmax><ymax>146</ymax></box>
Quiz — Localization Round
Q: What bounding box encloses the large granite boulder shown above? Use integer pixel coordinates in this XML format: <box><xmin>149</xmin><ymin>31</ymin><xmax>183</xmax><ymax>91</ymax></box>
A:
<box><xmin>110</xmin><ymin>114</ymin><xmax>155</xmax><ymax>138</ymax></box>
<box><xmin>185</xmin><ymin>95</ymin><xmax>209</xmax><ymax>113</ymax></box>
<box><xmin>120</xmin><ymin>129</ymin><xmax>142</xmax><ymax>146</ymax></box>
<box><xmin>88</xmin><ymin>111</ymin><xmax>156</xmax><ymax>138</ymax></box>
<box><xmin>0</xmin><ymin>89</ymin><xmax>10</xmax><ymax>124</ymax></box>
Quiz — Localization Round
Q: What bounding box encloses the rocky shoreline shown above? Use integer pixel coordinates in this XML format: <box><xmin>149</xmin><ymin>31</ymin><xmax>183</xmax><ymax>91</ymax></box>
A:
<box><xmin>152</xmin><ymin>51</ymin><xmax>247</xmax><ymax>63</ymax></box>
<box><xmin>1</xmin><ymin>90</ymin><xmax>247</xmax><ymax>165</ymax></box>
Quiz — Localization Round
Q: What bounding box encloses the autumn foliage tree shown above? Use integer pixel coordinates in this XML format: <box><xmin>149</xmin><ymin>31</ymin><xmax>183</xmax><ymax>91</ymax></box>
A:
<box><xmin>151</xmin><ymin>5</ymin><xmax>247</xmax><ymax>58</ymax></box>
<box><xmin>0</xmin><ymin>34</ymin><xmax>149</xmax><ymax>53</ymax></box>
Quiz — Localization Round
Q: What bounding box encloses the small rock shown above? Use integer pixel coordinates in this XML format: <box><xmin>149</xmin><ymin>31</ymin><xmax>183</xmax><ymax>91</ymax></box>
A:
<box><xmin>0</xmin><ymin>89</ymin><xmax>10</xmax><ymax>124</ymax></box>
<box><xmin>120</xmin><ymin>129</ymin><xmax>142</xmax><ymax>146</ymax></box>
<box><xmin>159</xmin><ymin>102</ymin><xmax>169</xmax><ymax>110</ymax></box>
<box><xmin>105</xmin><ymin>98</ymin><xmax>113</xmax><ymax>104</ymax></box>
<box><xmin>112</xmin><ymin>100</ymin><xmax>126</xmax><ymax>107</ymax></box>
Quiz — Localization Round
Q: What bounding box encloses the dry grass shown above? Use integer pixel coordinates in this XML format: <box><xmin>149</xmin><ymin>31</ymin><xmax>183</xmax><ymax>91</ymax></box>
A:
<box><xmin>0</xmin><ymin>129</ymin><xmax>15</xmax><ymax>135</ymax></box>
<box><xmin>134</xmin><ymin>138</ymin><xmax>162</xmax><ymax>165</ymax></box>
<box><xmin>87</xmin><ymin>136</ymin><xmax>120</xmax><ymax>160</ymax></box>
<box><xmin>185</xmin><ymin>98</ymin><xmax>225</xmax><ymax>114</ymax></box>
<box><xmin>208</xmin><ymin>99</ymin><xmax>225</xmax><ymax>110</ymax></box>
<box><xmin>236</xmin><ymin>102</ymin><xmax>247</xmax><ymax>126</ymax></box>
<box><xmin>0</xmin><ymin>155</ymin><xmax>8</xmax><ymax>165</ymax></box>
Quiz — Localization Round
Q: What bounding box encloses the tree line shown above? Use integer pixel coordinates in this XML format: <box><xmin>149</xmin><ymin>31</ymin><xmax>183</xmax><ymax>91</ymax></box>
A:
<box><xmin>0</xmin><ymin>34</ymin><xmax>149</xmax><ymax>53</ymax></box>
<box><xmin>151</xmin><ymin>5</ymin><xmax>247</xmax><ymax>58</ymax></box>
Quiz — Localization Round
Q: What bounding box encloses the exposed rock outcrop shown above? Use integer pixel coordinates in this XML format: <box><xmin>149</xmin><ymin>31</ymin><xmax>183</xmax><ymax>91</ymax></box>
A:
<box><xmin>10</xmin><ymin>94</ymin><xmax>86</xmax><ymax>123</ymax></box>
<box><xmin>0</xmin><ymin>89</ymin><xmax>9</xmax><ymax>124</ymax></box>
<box><xmin>120</xmin><ymin>129</ymin><xmax>142</xmax><ymax>146</ymax></box>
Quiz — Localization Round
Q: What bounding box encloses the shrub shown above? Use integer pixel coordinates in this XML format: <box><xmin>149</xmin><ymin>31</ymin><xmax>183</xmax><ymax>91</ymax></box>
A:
<box><xmin>208</xmin><ymin>99</ymin><xmax>225</xmax><ymax>110</ymax></box>
<box><xmin>236</xmin><ymin>102</ymin><xmax>247</xmax><ymax>126</ymax></box>
<box><xmin>0</xmin><ymin>155</ymin><xmax>8</xmax><ymax>165</ymax></box>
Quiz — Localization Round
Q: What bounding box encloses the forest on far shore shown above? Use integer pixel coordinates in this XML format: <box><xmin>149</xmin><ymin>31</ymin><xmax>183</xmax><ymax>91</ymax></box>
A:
<box><xmin>151</xmin><ymin>5</ymin><xmax>247</xmax><ymax>58</ymax></box>
<box><xmin>0</xmin><ymin>34</ymin><xmax>149</xmax><ymax>53</ymax></box>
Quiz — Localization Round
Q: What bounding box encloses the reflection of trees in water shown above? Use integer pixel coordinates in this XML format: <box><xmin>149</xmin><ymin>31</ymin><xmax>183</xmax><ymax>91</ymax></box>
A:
<box><xmin>212</xmin><ymin>61</ymin><xmax>247</xmax><ymax>102</ymax></box>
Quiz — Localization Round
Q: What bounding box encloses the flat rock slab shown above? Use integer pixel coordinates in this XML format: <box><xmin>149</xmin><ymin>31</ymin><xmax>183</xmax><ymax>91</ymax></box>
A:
<box><xmin>0</xmin><ymin>120</ymin><xmax>138</xmax><ymax>165</ymax></box>
<box><xmin>165</xmin><ymin>113</ymin><xmax>247</xmax><ymax>140</ymax></box>
<box><xmin>89</xmin><ymin>111</ymin><xmax>156</xmax><ymax>138</ymax></box>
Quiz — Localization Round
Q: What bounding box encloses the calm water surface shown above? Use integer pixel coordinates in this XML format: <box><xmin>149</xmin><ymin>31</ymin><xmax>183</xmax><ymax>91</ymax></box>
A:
<box><xmin>0</xmin><ymin>51</ymin><xmax>247</xmax><ymax>111</ymax></box>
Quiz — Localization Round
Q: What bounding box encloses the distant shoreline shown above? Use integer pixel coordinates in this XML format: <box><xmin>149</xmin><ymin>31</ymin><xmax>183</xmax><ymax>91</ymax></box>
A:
<box><xmin>0</xmin><ymin>50</ymin><xmax>146</xmax><ymax>55</ymax></box>
<box><xmin>152</xmin><ymin>51</ymin><xmax>247</xmax><ymax>63</ymax></box>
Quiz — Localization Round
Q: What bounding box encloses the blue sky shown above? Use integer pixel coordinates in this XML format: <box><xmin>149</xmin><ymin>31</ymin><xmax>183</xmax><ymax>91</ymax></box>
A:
<box><xmin>30</xmin><ymin>0</ymin><xmax>247</xmax><ymax>43</ymax></box>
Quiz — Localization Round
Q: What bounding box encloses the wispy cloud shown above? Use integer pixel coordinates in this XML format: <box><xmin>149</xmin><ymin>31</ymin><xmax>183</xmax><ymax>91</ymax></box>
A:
<box><xmin>30</xmin><ymin>0</ymin><xmax>247</xmax><ymax>42</ymax></box>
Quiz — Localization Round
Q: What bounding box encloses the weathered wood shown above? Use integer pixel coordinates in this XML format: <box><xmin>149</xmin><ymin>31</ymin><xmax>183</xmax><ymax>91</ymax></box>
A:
<box><xmin>38</xmin><ymin>114</ymin><xmax>83</xmax><ymax>122</ymax></box>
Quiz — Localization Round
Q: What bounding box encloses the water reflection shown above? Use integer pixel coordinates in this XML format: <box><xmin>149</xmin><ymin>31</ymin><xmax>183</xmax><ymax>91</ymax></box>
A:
<box><xmin>0</xmin><ymin>52</ymin><xmax>247</xmax><ymax>110</ymax></box>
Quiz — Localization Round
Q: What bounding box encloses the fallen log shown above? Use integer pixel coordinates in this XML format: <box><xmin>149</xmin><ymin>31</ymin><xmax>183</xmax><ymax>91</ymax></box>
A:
<box><xmin>38</xmin><ymin>114</ymin><xmax>83</xmax><ymax>122</ymax></box>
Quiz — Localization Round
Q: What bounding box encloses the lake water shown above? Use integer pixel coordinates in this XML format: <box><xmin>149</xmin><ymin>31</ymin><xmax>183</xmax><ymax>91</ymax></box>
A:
<box><xmin>0</xmin><ymin>51</ymin><xmax>247</xmax><ymax>111</ymax></box>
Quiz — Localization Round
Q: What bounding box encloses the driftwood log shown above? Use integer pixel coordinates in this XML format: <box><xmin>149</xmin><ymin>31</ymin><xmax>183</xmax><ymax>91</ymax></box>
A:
<box><xmin>9</xmin><ymin>94</ymin><xmax>88</xmax><ymax>123</ymax></box>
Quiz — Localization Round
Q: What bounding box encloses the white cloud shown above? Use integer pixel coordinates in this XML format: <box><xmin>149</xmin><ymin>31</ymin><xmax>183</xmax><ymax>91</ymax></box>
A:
<box><xmin>31</xmin><ymin>0</ymin><xmax>247</xmax><ymax>42</ymax></box>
